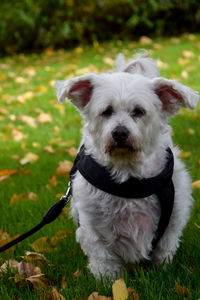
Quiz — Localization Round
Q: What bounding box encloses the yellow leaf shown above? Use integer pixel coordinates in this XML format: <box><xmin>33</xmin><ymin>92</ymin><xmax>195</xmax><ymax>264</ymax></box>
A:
<box><xmin>20</xmin><ymin>152</ymin><xmax>39</xmax><ymax>165</ymax></box>
<box><xmin>103</xmin><ymin>57</ymin><xmax>114</xmax><ymax>66</ymax></box>
<box><xmin>30</xmin><ymin>237</ymin><xmax>52</xmax><ymax>252</ymax></box>
<box><xmin>35</xmin><ymin>85</ymin><xmax>47</xmax><ymax>92</ymax></box>
<box><xmin>192</xmin><ymin>180</ymin><xmax>200</xmax><ymax>189</ymax></box>
<box><xmin>44</xmin><ymin>145</ymin><xmax>55</xmax><ymax>153</ymax></box>
<box><xmin>179</xmin><ymin>152</ymin><xmax>191</xmax><ymax>159</ymax></box>
<box><xmin>112</xmin><ymin>278</ymin><xmax>129</xmax><ymax>300</ymax></box>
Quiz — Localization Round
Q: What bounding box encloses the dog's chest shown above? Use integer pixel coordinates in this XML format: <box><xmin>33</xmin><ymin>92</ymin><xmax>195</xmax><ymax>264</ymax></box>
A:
<box><xmin>73</xmin><ymin>173</ymin><xmax>160</xmax><ymax>258</ymax></box>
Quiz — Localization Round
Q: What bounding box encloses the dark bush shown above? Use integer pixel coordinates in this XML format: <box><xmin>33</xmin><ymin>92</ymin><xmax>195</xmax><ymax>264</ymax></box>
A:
<box><xmin>0</xmin><ymin>0</ymin><xmax>200</xmax><ymax>55</ymax></box>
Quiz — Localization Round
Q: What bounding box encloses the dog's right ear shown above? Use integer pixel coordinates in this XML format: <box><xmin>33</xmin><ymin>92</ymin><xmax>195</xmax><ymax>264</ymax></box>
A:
<box><xmin>55</xmin><ymin>74</ymin><xmax>95</xmax><ymax>110</ymax></box>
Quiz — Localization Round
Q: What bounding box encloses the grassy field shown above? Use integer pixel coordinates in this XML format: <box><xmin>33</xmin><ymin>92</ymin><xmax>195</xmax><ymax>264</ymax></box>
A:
<box><xmin>0</xmin><ymin>34</ymin><xmax>200</xmax><ymax>299</ymax></box>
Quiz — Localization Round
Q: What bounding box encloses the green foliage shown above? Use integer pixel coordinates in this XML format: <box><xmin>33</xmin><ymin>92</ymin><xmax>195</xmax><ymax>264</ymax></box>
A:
<box><xmin>0</xmin><ymin>0</ymin><xmax>200</xmax><ymax>55</ymax></box>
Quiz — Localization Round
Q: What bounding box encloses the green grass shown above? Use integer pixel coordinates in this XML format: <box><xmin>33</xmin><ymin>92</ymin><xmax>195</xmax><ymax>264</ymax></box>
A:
<box><xmin>0</xmin><ymin>34</ymin><xmax>200</xmax><ymax>299</ymax></box>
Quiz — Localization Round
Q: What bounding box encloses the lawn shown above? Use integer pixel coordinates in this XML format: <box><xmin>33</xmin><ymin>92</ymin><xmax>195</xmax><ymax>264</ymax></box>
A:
<box><xmin>0</xmin><ymin>34</ymin><xmax>200</xmax><ymax>299</ymax></box>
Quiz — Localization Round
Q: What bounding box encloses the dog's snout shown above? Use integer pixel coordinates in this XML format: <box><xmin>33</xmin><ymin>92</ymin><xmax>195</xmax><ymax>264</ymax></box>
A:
<box><xmin>112</xmin><ymin>126</ymin><xmax>130</xmax><ymax>144</ymax></box>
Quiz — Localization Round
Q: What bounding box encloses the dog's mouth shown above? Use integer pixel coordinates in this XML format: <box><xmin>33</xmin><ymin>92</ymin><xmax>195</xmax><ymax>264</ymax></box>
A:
<box><xmin>105</xmin><ymin>142</ymin><xmax>140</xmax><ymax>157</ymax></box>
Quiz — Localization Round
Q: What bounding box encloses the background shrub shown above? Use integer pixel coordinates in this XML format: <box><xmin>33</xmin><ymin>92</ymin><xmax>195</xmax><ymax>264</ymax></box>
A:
<box><xmin>0</xmin><ymin>0</ymin><xmax>200</xmax><ymax>55</ymax></box>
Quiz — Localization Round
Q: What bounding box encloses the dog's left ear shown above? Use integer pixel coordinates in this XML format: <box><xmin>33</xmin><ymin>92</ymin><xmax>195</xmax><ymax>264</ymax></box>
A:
<box><xmin>55</xmin><ymin>74</ymin><xmax>95</xmax><ymax>110</ymax></box>
<box><xmin>152</xmin><ymin>77</ymin><xmax>199</xmax><ymax>114</ymax></box>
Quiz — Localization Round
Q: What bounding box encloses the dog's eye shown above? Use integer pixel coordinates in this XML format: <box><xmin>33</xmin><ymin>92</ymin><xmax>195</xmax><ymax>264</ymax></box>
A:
<box><xmin>131</xmin><ymin>107</ymin><xmax>145</xmax><ymax>118</ymax></box>
<box><xmin>101</xmin><ymin>106</ymin><xmax>113</xmax><ymax>117</ymax></box>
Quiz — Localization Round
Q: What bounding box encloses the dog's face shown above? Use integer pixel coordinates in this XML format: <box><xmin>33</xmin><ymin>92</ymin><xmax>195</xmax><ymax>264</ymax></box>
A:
<box><xmin>55</xmin><ymin>56</ymin><xmax>199</xmax><ymax>163</ymax></box>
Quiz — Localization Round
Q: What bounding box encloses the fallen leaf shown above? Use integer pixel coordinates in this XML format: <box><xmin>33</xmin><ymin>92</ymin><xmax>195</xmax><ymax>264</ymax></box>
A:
<box><xmin>139</xmin><ymin>36</ymin><xmax>152</xmax><ymax>45</ymax></box>
<box><xmin>182</xmin><ymin>50</ymin><xmax>195</xmax><ymax>59</ymax></box>
<box><xmin>38</xmin><ymin>112</ymin><xmax>52</xmax><ymax>124</ymax></box>
<box><xmin>35</xmin><ymin>85</ymin><xmax>47</xmax><ymax>92</ymax></box>
<box><xmin>15</xmin><ymin>77</ymin><xmax>27</xmax><ymax>84</ymax></box>
<box><xmin>61</xmin><ymin>276</ymin><xmax>67</xmax><ymax>289</ymax></box>
<box><xmin>181</xmin><ymin>70</ymin><xmax>188</xmax><ymax>79</ymax></box>
<box><xmin>51</xmin><ymin>287</ymin><xmax>66</xmax><ymax>300</ymax></box>
<box><xmin>28</xmin><ymin>192</ymin><xmax>38</xmax><ymax>201</ymax></box>
<box><xmin>18</xmin><ymin>261</ymin><xmax>41</xmax><ymax>277</ymax></box>
<box><xmin>66</xmin><ymin>147</ymin><xmax>77</xmax><ymax>157</ymax></box>
<box><xmin>0</xmin><ymin>259</ymin><xmax>19</xmax><ymax>274</ymax></box>
<box><xmin>103</xmin><ymin>57</ymin><xmax>114</xmax><ymax>66</ymax></box>
<box><xmin>112</xmin><ymin>278</ymin><xmax>128</xmax><ymax>300</ymax></box>
<box><xmin>0</xmin><ymin>169</ymin><xmax>17</xmax><ymax>181</ymax></box>
<box><xmin>72</xmin><ymin>269</ymin><xmax>82</xmax><ymax>280</ymax></box>
<box><xmin>30</xmin><ymin>237</ymin><xmax>52</xmax><ymax>252</ymax></box>
<box><xmin>56</xmin><ymin>160</ymin><xmax>72</xmax><ymax>176</ymax></box>
<box><xmin>51</xmin><ymin>230</ymin><xmax>72</xmax><ymax>246</ymax></box>
<box><xmin>46</xmin><ymin>175</ymin><xmax>58</xmax><ymax>190</ymax></box>
<box><xmin>20</xmin><ymin>152</ymin><xmax>39</xmax><ymax>165</ymax></box>
<box><xmin>20</xmin><ymin>115</ymin><xmax>37</xmax><ymax>128</ymax></box>
<box><xmin>88</xmin><ymin>292</ymin><xmax>112</xmax><ymax>300</ymax></box>
<box><xmin>44</xmin><ymin>145</ymin><xmax>55</xmax><ymax>153</ymax></box>
<box><xmin>179</xmin><ymin>152</ymin><xmax>191</xmax><ymax>159</ymax></box>
<box><xmin>128</xmin><ymin>287</ymin><xmax>139</xmax><ymax>300</ymax></box>
<box><xmin>192</xmin><ymin>180</ymin><xmax>200</xmax><ymax>189</ymax></box>
<box><xmin>9</xmin><ymin>193</ymin><xmax>27</xmax><ymax>205</ymax></box>
<box><xmin>175</xmin><ymin>282</ymin><xmax>191</xmax><ymax>297</ymax></box>
<box><xmin>12</xmin><ymin>129</ymin><xmax>27</xmax><ymax>142</ymax></box>
<box><xmin>45</xmin><ymin>48</ymin><xmax>54</xmax><ymax>57</ymax></box>
<box><xmin>25</xmin><ymin>274</ymin><xmax>48</xmax><ymax>290</ymax></box>
<box><xmin>157</xmin><ymin>59</ymin><xmax>169</xmax><ymax>69</ymax></box>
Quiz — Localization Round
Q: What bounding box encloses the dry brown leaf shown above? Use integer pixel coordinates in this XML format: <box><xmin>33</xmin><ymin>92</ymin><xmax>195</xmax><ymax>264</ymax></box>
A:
<box><xmin>38</xmin><ymin>112</ymin><xmax>52</xmax><ymax>124</ymax></box>
<box><xmin>30</xmin><ymin>236</ymin><xmax>52</xmax><ymax>252</ymax></box>
<box><xmin>44</xmin><ymin>145</ymin><xmax>55</xmax><ymax>153</ymax></box>
<box><xmin>66</xmin><ymin>147</ymin><xmax>77</xmax><ymax>157</ymax></box>
<box><xmin>72</xmin><ymin>269</ymin><xmax>82</xmax><ymax>280</ymax></box>
<box><xmin>46</xmin><ymin>175</ymin><xmax>58</xmax><ymax>190</ymax></box>
<box><xmin>56</xmin><ymin>160</ymin><xmax>72</xmax><ymax>176</ymax></box>
<box><xmin>25</xmin><ymin>274</ymin><xmax>48</xmax><ymax>290</ymax></box>
<box><xmin>20</xmin><ymin>152</ymin><xmax>39</xmax><ymax>165</ymax></box>
<box><xmin>51</xmin><ymin>287</ymin><xmax>66</xmax><ymax>300</ymax></box>
<box><xmin>175</xmin><ymin>282</ymin><xmax>191</xmax><ymax>297</ymax></box>
<box><xmin>112</xmin><ymin>278</ymin><xmax>128</xmax><ymax>300</ymax></box>
<box><xmin>139</xmin><ymin>36</ymin><xmax>152</xmax><ymax>45</ymax></box>
<box><xmin>128</xmin><ymin>287</ymin><xmax>139</xmax><ymax>300</ymax></box>
<box><xmin>20</xmin><ymin>115</ymin><xmax>37</xmax><ymax>128</ymax></box>
<box><xmin>0</xmin><ymin>169</ymin><xmax>17</xmax><ymax>177</ymax></box>
<box><xmin>18</xmin><ymin>261</ymin><xmax>41</xmax><ymax>277</ymax></box>
<box><xmin>9</xmin><ymin>193</ymin><xmax>27</xmax><ymax>205</ymax></box>
<box><xmin>61</xmin><ymin>276</ymin><xmax>67</xmax><ymax>289</ymax></box>
<box><xmin>0</xmin><ymin>259</ymin><xmax>19</xmax><ymax>274</ymax></box>
<box><xmin>51</xmin><ymin>230</ymin><xmax>72</xmax><ymax>246</ymax></box>
<box><xmin>28</xmin><ymin>192</ymin><xmax>38</xmax><ymax>201</ymax></box>
<box><xmin>88</xmin><ymin>292</ymin><xmax>112</xmax><ymax>300</ymax></box>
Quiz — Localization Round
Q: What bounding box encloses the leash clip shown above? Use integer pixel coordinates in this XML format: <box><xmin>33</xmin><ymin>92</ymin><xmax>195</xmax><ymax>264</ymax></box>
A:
<box><xmin>60</xmin><ymin>181</ymin><xmax>72</xmax><ymax>204</ymax></box>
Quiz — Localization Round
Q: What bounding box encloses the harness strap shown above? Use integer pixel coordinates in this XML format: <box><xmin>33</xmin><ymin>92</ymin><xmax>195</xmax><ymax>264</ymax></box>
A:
<box><xmin>70</xmin><ymin>145</ymin><xmax>175</xmax><ymax>253</ymax></box>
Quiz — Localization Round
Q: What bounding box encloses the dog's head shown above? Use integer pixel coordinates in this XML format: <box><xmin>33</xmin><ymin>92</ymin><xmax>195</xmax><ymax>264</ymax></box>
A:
<box><xmin>55</xmin><ymin>54</ymin><xmax>199</xmax><ymax>164</ymax></box>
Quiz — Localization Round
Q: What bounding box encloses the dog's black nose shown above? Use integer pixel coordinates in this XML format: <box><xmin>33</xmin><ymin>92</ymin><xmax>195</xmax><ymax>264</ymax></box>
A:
<box><xmin>112</xmin><ymin>126</ymin><xmax>130</xmax><ymax>145</ymax></box>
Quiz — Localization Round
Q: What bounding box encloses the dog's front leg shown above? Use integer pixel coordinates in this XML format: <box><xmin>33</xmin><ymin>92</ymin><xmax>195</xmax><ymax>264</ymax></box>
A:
<box><xmin>76</xmin><ymin>226</ymin><xmax>125</xmax><ymax>279</ymax></box>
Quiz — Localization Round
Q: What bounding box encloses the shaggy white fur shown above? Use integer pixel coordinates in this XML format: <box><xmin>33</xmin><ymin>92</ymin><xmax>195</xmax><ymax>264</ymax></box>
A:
<box><xmin>55</xmin><ymin>52</ymin><xmax>199</xmax><ymax>279</ymax></box>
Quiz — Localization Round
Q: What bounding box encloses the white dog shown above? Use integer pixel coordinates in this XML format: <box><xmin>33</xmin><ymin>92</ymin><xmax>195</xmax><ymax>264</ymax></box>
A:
<box><xmin>55</xmin><ymin>52</ymin><xmax>199</xmax><ymax>279</ymax></box>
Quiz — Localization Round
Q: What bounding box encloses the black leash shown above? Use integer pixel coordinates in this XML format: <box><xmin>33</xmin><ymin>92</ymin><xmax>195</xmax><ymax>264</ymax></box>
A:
<box><xmin>0</xmin><ymin>183</ymin><xmax>72</xmax><ymax>253</ymax></box>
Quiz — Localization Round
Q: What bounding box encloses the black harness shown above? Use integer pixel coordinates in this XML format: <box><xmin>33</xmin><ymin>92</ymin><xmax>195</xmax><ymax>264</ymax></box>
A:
<box><xmin>70</xmin><ymin>145</ymin><xmax>175</xmax><ymax>253</ymax></box>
